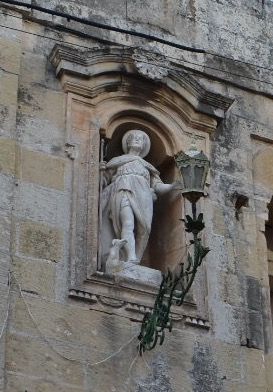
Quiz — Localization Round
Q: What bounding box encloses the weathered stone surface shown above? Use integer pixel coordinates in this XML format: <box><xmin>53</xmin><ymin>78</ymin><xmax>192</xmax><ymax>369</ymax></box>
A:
<box><xmin>265</xmin><ymin>353</ymin><xmax>273</xmax><ymax>391</ymax></box>
<box><xmin>10</xmin><ymin>295</ymin><xmax>134</xmax><ymax>351</ymax></box>
<box><xmin>5</xmin><ymin>333</ymin><xmax>85</xmax><ymax>387</ymax></box>
<box><xmin>0</xmin><ymin>215</ymin><xmax>11</xmax><ymax>251</ymax></box>
<box><xmin>15</xmin><ymin>182</ymin><xmax>69</xmax><ymax>229</ymax></box>
<box><xmin>190</xmin><ymin>341</ymin><xmax>223</xmax><ymax>392</ymax></box>
<box><xmin>13</xmin><ymin>257</ymin><xmax>56</xmax><ymax>299</ymax></box>
<box><xmin>18</xmin><ymin>221</ymin><xmax>64</xmax><ymax>262</ymax></box>
<box><xmin>17</xmin><ymin>114</ymin><xmax>65</xmax><ymax>154</ymax></box>
<box><xmin>246</xmin><ymin>276</ymin><xmax>262</xmax><ymax>311</ymax></box>
<box><xmin>0</xmin><ymin>37</ymin><xmax>21</xmax><ymax>75</ymax></box>
<box><xmin>20</xmin><ymin>148</ymin><xmax>65</xmax><ymax>190</ymax></box>
<box><xmin>0</xmin><ymin>138</ymin><xmax>16</xmax><ymax>176</ymax></box>
<box><xmin>212</xmin><ymin>205</ymin><xmax>227</xmax><ymax>237</ymax></box>
<box><xmin>18</xmin><ymin>85</ymin><xmax>65</xmax><ymax>130</ymax></box>
<box><xmin>0</xmin><ymin>73</ymin><xmax>18</xmax><ymax>109</ymax></box>
<box><xmin>247</xmin><ymin>310</ymin><xmax>264</xmax><ymax>350</ymax></box>
<box><xmin>135</xmin><ymin>353</ymin><xmax>174</xmax><ymax>392</ymax></box>
<box><xmin>6</xmin><ymin>374</ymin><xmax>83</xmax><ymax>392</ymax></box>
<box><xmin>0</xmin><ymin>174</ymin><xmax>14</xmax><ymax>214</ymax></box>
<box><xmin>243</xmin><ymin>347</ymin><xmax>267</xmax><ymax>389</ymax></box>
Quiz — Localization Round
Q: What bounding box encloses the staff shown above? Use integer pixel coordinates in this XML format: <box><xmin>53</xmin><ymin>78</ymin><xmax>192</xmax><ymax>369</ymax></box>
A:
<box><xmin>97</xmin><ymin>137</ymin><xmax>105</xmax><ymax>271</ymax></box>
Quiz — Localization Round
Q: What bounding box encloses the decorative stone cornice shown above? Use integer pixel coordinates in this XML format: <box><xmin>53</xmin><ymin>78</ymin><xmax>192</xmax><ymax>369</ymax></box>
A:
<box><xmin>132</xmin><ymin>48</ymin><xmax>170</xmax><ymax>81</ymax></box>
<box><xmin>68</xmin><ymin>288</ymin><xmax>210</xmax><ymax>330</ymax></box>
<box><xmin>49</xmin><ymin>44</ymin><xmax>234</xmax><ymax>123</ymax></box>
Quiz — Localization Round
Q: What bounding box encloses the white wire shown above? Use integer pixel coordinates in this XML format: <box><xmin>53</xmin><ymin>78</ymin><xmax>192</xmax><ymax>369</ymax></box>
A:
<box><xmin>11</xmin><ymin>270</ymin><xmax>139</xmax><ymax>366</ymax></box>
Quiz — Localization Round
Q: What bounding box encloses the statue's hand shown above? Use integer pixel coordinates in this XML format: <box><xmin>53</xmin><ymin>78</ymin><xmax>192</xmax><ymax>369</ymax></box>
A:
<box><xmin>171</xmin><ymin>181</ymin><xmax>184</xmax><ymax>191</ymax></box>
<box><xmin>99</xmin><ymin>161</ymin><xmax>107</xmax><ymax>171</ymax></box>
<box><xmin>151</xmin><ymin>188</ymin><xmax>158</xmax><ymax>201</ymax></box>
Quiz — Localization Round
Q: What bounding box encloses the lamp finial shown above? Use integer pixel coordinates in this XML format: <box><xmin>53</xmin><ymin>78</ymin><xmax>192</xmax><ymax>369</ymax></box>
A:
<box><xmin>187</xmin><ymin>136</ymin><xmax>199</xmax><ymax>157</ymax></box>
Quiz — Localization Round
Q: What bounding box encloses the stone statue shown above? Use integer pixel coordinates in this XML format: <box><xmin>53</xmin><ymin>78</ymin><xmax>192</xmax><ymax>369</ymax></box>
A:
<box><xmin>100</xmin><ymin>129</ymin><xmax>179</xmax><ymax>268</ymax></box>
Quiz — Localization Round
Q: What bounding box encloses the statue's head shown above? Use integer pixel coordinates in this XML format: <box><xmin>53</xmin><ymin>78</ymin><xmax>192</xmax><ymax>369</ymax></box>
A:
<box><xmin>122</xmin><ymin>129</ymin><xmax>151</xmax><ymax>158</ymax></box>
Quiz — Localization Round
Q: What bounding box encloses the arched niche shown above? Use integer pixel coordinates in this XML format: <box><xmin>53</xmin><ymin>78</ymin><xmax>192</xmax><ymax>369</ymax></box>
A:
<box><xmin>50</xmin><ymin>44</ymin><xmax>233</xmax><ymax>285</ymax></box>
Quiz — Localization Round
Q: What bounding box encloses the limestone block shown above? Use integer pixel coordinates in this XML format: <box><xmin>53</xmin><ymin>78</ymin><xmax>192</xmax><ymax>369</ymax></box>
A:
<box><xmin>0</xmin><ymin>248</ymin><xmax>10</xmax><ymax>282</ymax></box>
<box><xmin>17</xmin><ymin>114</ymin><xmax>64</xmax><ymax>154</ymax></box>
<box><xmin>0</xmin><ymin>215</ymin><xmax>11</xmax><ymax>251</ymax></box>
<box><xmin>10</xmin><ymin>296</ymin><xmax>135</xmax><ymax>357</ymax></box>
<box><xmin>18</xmin><ymin>85</ymin><xmax>65</xmax><ymax>130</ymax></box>
<box><xmin>219</xmin><ymin>273</ymin><xmax>241</xmax><ymax>307</ymax></box>
<box><xmin>0</xmin><ymin>12</ymin><xmax>23</xmax><ymax>42</ymax></box>
<box><xmin>223</xmin><ymin>383</ymin><xmax>265</xmax><ymax>392</ymax></box>
<box><xmin>265</xmin><ymin>353</ymin><xmax>273</xmax><ymax>390</ymax></box>
<box><xmin>0</xmin><ymin>174</ymin><xmax>14</xmax><ymax>214</ymax></box>
<box><xmin>246</xmin><ymin>276</ymin><xmax>262</xmax><ymax>311</ymax></box>
<box><xmin>213</xmin><ymin>341</ymin><xmax>242</xmax><ymax>383</ymax></box>
<box><xmin>13</xmin><ymin>257</ymin><xmax>56</xmax><ymax>299</ymax></box>
<box><xmin>253</xmin><ymin>146</ymin><xmax>273</xmax><ymax>191</ymax></box>
<box><xmin>15</xmin><ymin>182</ymin><xmax>69</xmax><ymax>229</ymax></box>
<box><xmin>0</xmin><ymin>37</ymin><xmax>21</xmax><ymax>74</ymax></box>
<box><xmin>5</xmin><ymin>333</ymin><xmax>85</xmax><ymax>387</ymax></box>
<box><xmin>207</xmin><ymin>2</ymin><xmax>264</xmax><ymax>41</ymax></box>
<box><xmin>190</xmin><ymin>339</ymin><xmax>224</xmax><ymax>392</ymax></box>
<box><xmin>0</xmin><ymin>282</ymin><xmax>9</xmax><ymax>326</ymax></box>
<box><xmin>6</xmin><ymin>374</ymin><xmax>83</xmax><ymax>392</ymax></box>
<box><xmin>34</xmin><ymin>0</ymin><xmax>127</xmax><ymax>20</ymax></box>
<box><xmin>0</xmin><ymin>73</ymin><xmax>18</xmax><ymax>109</ymax></box>
<box><xmin>243</xmin><ymin>347</ymin><xmax>267</xmax><ymax>388</ymax></box>
<box><xmin>18</xmin><ymin>221</ymin><xmax>64</xmax><ymax>262</ymax></box>
<box><xmin>231</xmin><ymin>90</ymin><xmax>273</xmax><ymax>129</ymax></box>
<box><xmin>127</xmin><ymin>0</ymin><xmax>176</xmax><ymax>34</ymax></box>
<box><xmin>212</xmin><ymin>206</ymin><xmax>226</xmax><ymax>236</ymax></box>
<box><xmin>247</xmin><ymin>310</ymin><xmax>264</xmax><ymax>350</ymax></box>
<box><xmin>236</xmin><ymin>238</ymin><xmax>260</xmax><ymax>280</ymax></box>
<box><xmin>20</xmin><ymin>52</ymin><xmax>47</xmax><ymax>85</ymax></box>
<box><xmin>20</xmin><ymin>148</ymin><xmax>65</xmax><ymax>190</ymax></box>
<box><xmin>0</xmin><ymin>138</ymin><xmax>16</xmax><ymax>176</ymax></box>
<box><xmin>211</xmin><ymin>302</ymin><xmax>241</xmax><ymax>345</ymax></box>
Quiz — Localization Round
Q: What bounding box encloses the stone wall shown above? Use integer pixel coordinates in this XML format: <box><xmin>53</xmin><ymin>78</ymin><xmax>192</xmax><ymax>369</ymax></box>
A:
<box><xmin>0</xmin><ymin>1</ymin><xmax>273</xmax><ymax>391</ymax></box>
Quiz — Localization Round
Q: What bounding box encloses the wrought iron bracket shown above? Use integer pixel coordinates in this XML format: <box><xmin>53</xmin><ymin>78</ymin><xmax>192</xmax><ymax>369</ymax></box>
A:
<box><xmin>138</xmin><ymin>202</ymin><xmax>210</xmax><ymax>354</ymax></box>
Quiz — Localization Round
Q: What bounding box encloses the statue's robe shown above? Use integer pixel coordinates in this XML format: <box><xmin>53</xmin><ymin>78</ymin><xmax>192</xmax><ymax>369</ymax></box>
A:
<box><xmin>101</xmin><ymin>154</ymin><xmax>162</xmax><ymax>264</ymax></box>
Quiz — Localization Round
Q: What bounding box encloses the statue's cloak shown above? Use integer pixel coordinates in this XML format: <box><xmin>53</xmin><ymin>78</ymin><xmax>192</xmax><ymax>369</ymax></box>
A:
<box><xmin>101</xmin><ymin>155</ymin><xmax>161</xmax><ymax>264</ymax></box>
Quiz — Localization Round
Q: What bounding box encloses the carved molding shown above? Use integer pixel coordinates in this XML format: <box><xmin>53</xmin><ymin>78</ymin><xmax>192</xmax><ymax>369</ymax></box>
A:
<box><xmin>69</xmin><ymin>287</ymin><xmax>210</xmax><ymax>330</ymax></box>
<box><xmin>50</xmin><ymin>44</ymin><xmax>234</xmax><ymax>124</ymax></box>
<box><xmin>132</xmin><ymin>48</ymin><xmax>170</xmax><ymax>81</ymax></box>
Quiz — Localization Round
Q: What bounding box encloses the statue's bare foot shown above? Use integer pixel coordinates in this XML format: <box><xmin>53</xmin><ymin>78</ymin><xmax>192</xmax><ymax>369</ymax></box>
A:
<box><xmin>127</xmin><ymin>258</ymin><xmax>139</xmax><ymax>264</ymax></box>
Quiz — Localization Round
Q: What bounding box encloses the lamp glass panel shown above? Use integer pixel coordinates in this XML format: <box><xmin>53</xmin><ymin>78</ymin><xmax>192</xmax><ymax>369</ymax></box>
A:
<box><xmin>180</xmin><ymin>165</ymin><xmax>192</xmax><ymax>189</ymax></box>
<box><xmin>194</xmin><ymin>166</ymin><xmax>205</xmax><ymax>190</ymax></box>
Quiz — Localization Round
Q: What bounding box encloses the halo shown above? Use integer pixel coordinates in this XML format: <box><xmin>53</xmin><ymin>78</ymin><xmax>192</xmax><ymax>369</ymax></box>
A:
<box><xmin>122</xmin><ymin>130</ymin><xmax>151</xmax><ymax>158</ymax></box>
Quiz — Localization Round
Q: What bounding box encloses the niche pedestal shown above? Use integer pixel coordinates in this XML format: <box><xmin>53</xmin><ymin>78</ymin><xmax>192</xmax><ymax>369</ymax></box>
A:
<box><xmin>108</xmin><ymin>262</ymin><xmax>162</xmax><ymax>287</ymax></box>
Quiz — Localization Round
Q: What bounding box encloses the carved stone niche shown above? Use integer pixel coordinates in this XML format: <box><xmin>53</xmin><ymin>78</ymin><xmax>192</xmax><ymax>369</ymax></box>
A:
<box><xmin>50</xmin><ymin>45</ymin><xmax>233</xmax><ymax>327</ymax></box>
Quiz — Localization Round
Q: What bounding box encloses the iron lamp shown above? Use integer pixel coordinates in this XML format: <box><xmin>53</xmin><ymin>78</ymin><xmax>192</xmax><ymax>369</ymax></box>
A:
<box><xmin>174</xmin><ymin>143</ymin><xmax>210</xmax><ymax>203</ymax></box>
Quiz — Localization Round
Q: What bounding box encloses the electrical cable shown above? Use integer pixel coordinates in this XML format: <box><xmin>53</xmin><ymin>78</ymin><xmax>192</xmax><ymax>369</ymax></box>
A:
<box><xmin>0</xmin><ymin>7</ymin><xmax>273</xmax><ymax>87</ymax></box>
<box><xmin>11</xmin><ymin>270</ymin><xmax>139</xmax><ymax>365</ymax></box>
<box><xmin>0</xmin><ymin>0</ymin><xmax>206</xmax><ymax>53</ymax></box>
<box><xmin>0</xmin><ymin>21</ymin><xmax>273</xmax><ymax>91</ymax></box>
<box><xmin>0</xmin><ymin>1</ymin><xmax>272</xmax><ymax>75</ymax></box>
